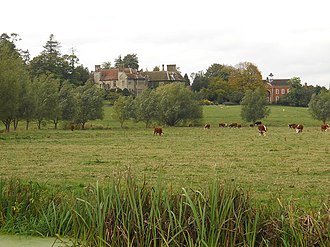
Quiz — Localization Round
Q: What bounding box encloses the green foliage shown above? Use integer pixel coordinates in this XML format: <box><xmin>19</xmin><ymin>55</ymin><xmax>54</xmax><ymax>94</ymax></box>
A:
<box><xmin>115</xmin><ymin>53</ymin><xmax>139</xmax><ymax>69</ymax></box>
<box><xmin>0</xmin><ymin>178</ymin><xmax>329</xmax><ymax>246</ymax></box>
<box><xmin>240</xmin><ymin>87</ymin><xmax>270</xmax><ymax>123</ymax></box>
<box><xmin>74</xmin><ymin>82</ymin><xmax>104</xmax><ymax>129</ymax></box>
<box><xmin>112</xmin><ymin>95</ymin><xmax>134</xmax><ymax>127</ymax></box>
<box><xmin>191</xmin><ymin>72</ymin><xmax>208</xmax><ymax>92</ymax></box>
<box><xmin>279</xmin><ymin>77</ymin><xmax>326</xmax><ymax>107</ymax></box>
<box><xmin>204</xmin><ymin>63</ymin><xmax>233</xmax><ymax>81</ymax></box>
<box><xmin>33</xmin><ymin>74</ymin><xmax>61</xmax><ymax>129</ymax></box>
<box><xmin>59</xmin><ymin>81</ymin><xmax>77</xmax><ymax>122</ymax></box>
<box><xmin>308</xmin><ymin>91</ymin><xmax>330</xmax><ymax>124</ymax></box>
<box><xmin>0</xmin><ymin>36</ymin><xmax>29</xmax><ymax>131</ymax></box>
<box><xmin>155</xmin><ymin>83</ymin><xmax>203</xmax><ymax>126</ymax></box>
<box><xmin>134</xmin><ymin>89</ymin><xmax>159</xmax><ymax>127</ymax></box>
<box><xmin>29</xmin><ymin>34</ymin><xmax>89</xmax><ymax>86</ymax></box>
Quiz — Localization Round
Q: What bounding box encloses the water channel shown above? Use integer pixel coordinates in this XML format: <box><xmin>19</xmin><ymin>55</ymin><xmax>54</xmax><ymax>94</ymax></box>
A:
<box><xmin>0</xmin><ymin>234</ymin><xmax>70</xmax><ymax>247</ymax></box>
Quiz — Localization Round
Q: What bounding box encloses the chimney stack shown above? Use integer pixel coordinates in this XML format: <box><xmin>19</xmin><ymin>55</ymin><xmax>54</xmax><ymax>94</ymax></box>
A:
<box><xmin>162</xmin><ymin>64</ymin><xmax>164</xmax><ymax>71</ymax></box>
<box><xmin>95</xmin><ymin>65</ymin><xmax>101</xmax><ymax>72</ymax></box>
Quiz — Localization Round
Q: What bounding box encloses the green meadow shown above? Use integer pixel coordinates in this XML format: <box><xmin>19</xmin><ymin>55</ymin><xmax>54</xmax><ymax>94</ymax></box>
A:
<box><xmin>0</xmin><ymin>105</ymin><xmax>329</xmax><ymax>208</ymax></box>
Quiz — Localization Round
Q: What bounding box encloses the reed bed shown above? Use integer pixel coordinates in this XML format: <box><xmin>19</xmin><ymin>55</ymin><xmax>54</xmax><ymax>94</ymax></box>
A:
<box><xmin>0</xmin><ymin>177</ymin><xmax>329</xmax><ymax>246</ymax></box>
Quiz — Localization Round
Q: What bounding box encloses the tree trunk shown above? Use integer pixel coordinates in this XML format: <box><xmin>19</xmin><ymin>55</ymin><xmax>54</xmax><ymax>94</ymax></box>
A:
<box><xmin>13</xmin><ymin>119</ymin><xmax>19</xmax><ymax>130</ymax></box>
<box><xmin>26</xmin><ymin>120</ymin><xmax>30</xmax><ymax>130</ymax></box>
<box><xmin>37</xmin><ymin>119</ymin><xmax>42</xmax><ymax>130</ymax></box>
<box><xmin>82</xmin><ymin>122</ymin><xmax>85</xmax><ymax>130</ymax></box>
<box><xmin>53</xmin><ymin>118</ymin><xmax>58</xmax><ymax>129</ymax></box>
<box><xmin>2</xmin><ymin>119</ymin><xmax>11</xmax><ymax>132</ymax></box>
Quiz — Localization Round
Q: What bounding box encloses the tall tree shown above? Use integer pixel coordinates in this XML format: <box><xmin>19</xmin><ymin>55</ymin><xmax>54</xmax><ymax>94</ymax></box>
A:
<box><xmin>240</xmin><ymin>87</ymin><xmax>270</xmax><ymax>123</ymax></box>
<box><xmin>112</xmin><ymin>96</ymin><xmax>135</xmax><ymax>127</ymax></box>
<box><xmin>15</xmin><ymin>79</ymin><xmax>36</xmax><ymax>130</ymax></box>
<box><xmin>134</xmin><ymin>89</ymin><xmax>159</xmax><ymax>128</ymax></box>
<box><xmin>74</xmin><ymin>82</ymin><xmax>104</xmax><ymax>129</ymax></box>
<box><xmin>229</xmin><ymin>62</ymin><xmax>264</xmax><ymax>93</ymax></box>
<box><xmin>183</xmin><ymin>73</ymin><xmax>190</xmax><ymax>86</ymax></box>
<box><xmin>114</xmin><ymin>55</ymin><xmax>123</xmax><ymax>68</ymax></box>
<box><xmin>280</xmin><ymin>77</ymin><xmax>317</xmax><ymax>107</ymax></box>
<box><xmin>191</xmin><ymin>71</ymin><xmax>208</xmax><ymax>92</ymax></box>
<box><xmin>155</xmin><ymin>84</ymin><xmax>203</xmax><ymax>126</ymax></box>
<box><xmin>122</xmin><ymin>53</ymin><xmax>139</xmax><ymax>69</ymax></box>
<box><xmin>308</xmin><ymin>91</ymin><xmax>330</xmax><ymax>124</ymax></box>
<box><xmin>30</xmin><ymin>34</ymin><xmax>71</xmax><ymax>81</ymax></box>
<box><xmin>101</xmin><ymin>61</ymin><xmax>112</xmax><ymax>69</ymax></box>
<box><xmin>33</xmin><ymin>74</ymin><xmax>60</xmax><ymax>129</ymax></box>
<box><xmin>59</xmin><ymin>81</ymin><xmax>77</xmax><ymax>124</ymax></box>
<box><xmin>0</xmin><ymin>34</ymin><xmax>29</xmax><ymax>132</ymax></box>
<box><xmin>204</xmin><ymin>63</ymin><xmax>233</xmax><ymax>81</ymax></box>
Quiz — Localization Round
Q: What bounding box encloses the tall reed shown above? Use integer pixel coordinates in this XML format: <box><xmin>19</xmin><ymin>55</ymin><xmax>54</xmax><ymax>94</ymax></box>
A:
<box><xmin>0</xmin><ymin>177</ymin><xmax>329</xmax><ymax>246</ymax></box>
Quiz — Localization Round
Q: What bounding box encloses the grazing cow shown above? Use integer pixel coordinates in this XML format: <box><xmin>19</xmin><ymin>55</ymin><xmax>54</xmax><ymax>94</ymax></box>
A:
<box><xmin>219</xmin><ymin>123</ymin><xmax>227</xmax><ymax>127</ymax></box>
<box><xmin>258</xmin><ymin>124</ymin><xmax>267</xmax><ymax>136</ymax></box>
<box><xmin>154</xmin><ymin>127</ymin><xmax>163</xmax><ymax>136</ymax></box>
<box><xmin>321</xmin><ymin>124</ymin><xmax>329</xmax><ymax>132</ymax></box>
<box><xmin>288</xmin><ymin>123</ymin><xmax>297</xmax><ymax>129</ymax></box>
<box><xmin>295</xmin><ymin>124</ymin><xmax>303</xmax><ymax>133</ymax></box>
<box><xmin>228</xmin><ymin>122</ymin><xmax>238</xmax><ymax>128</ymax></box>
<box><xmin>254</xmin><ymin>121</ymin><xmax>262</xmax><ymax>126</ymax></box>
<box><xmin>237</xmin><ymin>124</ymin><xmax>242</xmax><ymax>128</ymax></box>
<box><xmin>204</xmin><ymin>123</ymin><xmax>210</xmax><ymax>129</ymax></box>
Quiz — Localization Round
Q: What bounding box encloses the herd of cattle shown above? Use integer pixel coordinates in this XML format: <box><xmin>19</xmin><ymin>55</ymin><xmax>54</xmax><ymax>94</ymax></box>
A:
<box><xmin>154</xmin><ymin>122</ymin><xmax>330</xmax><ymax>136</ymax></box>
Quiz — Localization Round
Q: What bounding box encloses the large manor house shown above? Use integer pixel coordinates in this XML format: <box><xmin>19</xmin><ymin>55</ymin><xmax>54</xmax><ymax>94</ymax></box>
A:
<box><xmin>93</xmin><ymin>65</ymin><xmax>293</xmax><ymax>104</ymax></box>
<box><xmin>92</xmin><ymin>64</ymin><xmax>185</xmax><ymax>96</ymax></box>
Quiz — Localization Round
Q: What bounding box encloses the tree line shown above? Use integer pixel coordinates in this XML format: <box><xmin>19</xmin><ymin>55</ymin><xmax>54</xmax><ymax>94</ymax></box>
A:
<box><xmin>191</xmin><ymin>63</ymin><xmax>329</xmax><ymax>107</ymax></box>
<box><xmin>112</xmin><ymin>83</ymin><xmax>202</xmax><ymax>127</ymax></box>
<box><xmin>0</xmin><ymin>33</ymin><xmax>103</xmax><ymax>132</ymax></box>
<box><xmin>1</xmin><ymin>33</ymin><xmax>329</xmax><ymax>131</ymax></box>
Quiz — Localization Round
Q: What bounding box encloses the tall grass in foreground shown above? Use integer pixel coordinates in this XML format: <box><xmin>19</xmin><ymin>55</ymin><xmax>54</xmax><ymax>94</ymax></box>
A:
<box><xmin>0</xmin><ymin>177</ymin><xmax>329</xmax><ymax>246</ymax></box>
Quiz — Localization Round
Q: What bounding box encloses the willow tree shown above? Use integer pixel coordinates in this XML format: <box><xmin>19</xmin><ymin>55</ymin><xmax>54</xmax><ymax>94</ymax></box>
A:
<box><xmin>240</xmin><ymin>87</ymin><xmax>270</xmax><ymax>124</ymax></box>
<box><xmin>308</xmin><ymin>91</ymin><xmax>330</xmax><ymax>124</ymax></box>
<box><xmin>0</xmin><ymin>34</ymin><xmax>29</xmax><ymax>132</ymax></box>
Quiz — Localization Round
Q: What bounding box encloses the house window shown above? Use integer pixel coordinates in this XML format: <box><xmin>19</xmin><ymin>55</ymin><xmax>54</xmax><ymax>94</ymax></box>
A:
<box><xmin>281</xmin><ymin>89</ymin><xmax>285</xmax><ymax>94</ymax></box>
<box><xmin>276</xmin><ymin>96</ymin><xmax>279</xmax><ymax>102</ymax></box>
<box><xmin>276</xmin><ymin>89</ymin><xmax>279</xmax><ymax>94</ymax></box>
<box><xmin>113</xmin><ymin>82</ymin><xmax>116</xmax><ymax>87</ymax></box>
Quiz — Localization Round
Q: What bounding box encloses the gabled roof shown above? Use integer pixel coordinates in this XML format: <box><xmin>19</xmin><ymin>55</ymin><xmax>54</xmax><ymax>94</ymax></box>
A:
<box><xmin>123</xmin><ymin>68</ymin><xmax>145</xmax><ymax>80</ymax></box>
<box><xmin>263</xmin><ymin>79</ymin><xmax>290</xmax><ymax>87</ymax></box>
<box><xmin>142</xmin><ymin>71</ymin><xmax>184</xmax><ymax>82</ymax></box>
<box><xmin>100</xmin><ymin>69</ymin><xmax>118</xmax><ymax>81</ymax></box>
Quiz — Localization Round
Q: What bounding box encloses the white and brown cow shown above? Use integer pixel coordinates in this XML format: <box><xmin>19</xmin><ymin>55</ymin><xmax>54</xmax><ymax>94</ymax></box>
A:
<box><xmin>258</xmin><ymin>124</ymin><xmax>267</xmax><ymax>136</ymax></box>
<box><xmin>321</xmin><ymin>124</ymin><xmax>329</xmax><ymax>132</ymax></box>
<box><xmin>204</xmin><ymin>123</ymin><xmax>210</xmax><ymax>129</ymax></box>
<box><xmin>288</xmin><ymin>123</ymin><xmax>298</xmax><ymax>129</ymax></box>
<box><xmin>295</xmin><ymin>124</ymin><xmax>304</xmax><ymax>133</ymax></box>
<box><xmin>154</xmin><ymin>127</ymin><xmax>163</xmax><ymax>136</ymax></box>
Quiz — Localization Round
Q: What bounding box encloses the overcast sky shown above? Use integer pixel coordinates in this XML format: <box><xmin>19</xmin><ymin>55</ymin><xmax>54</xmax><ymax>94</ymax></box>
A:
<box><xmin>2</xmin><ymin>0</ymin><xmax>330</xmax><ymax>87</ymax></box>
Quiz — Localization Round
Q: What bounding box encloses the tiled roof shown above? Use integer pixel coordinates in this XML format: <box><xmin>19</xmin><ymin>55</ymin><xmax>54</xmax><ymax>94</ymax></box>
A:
<box><xmin>142</xmin><ymin>71</ymin><xmax>184</xmax><ymax>82</ymax></box>
<box><xmin>123</xmin><ymin>68</ymin><xmax>145</xmax><ymax>80</ymax></box>
<box><xmin>100</xmin><ymin>69</ymin><xmax>118</xmax><ymax>81</ymax></box>
<box><xmin>263</xmin><ymin>79</ymin><xmax>290</xmax><ymax>87</ymax></box>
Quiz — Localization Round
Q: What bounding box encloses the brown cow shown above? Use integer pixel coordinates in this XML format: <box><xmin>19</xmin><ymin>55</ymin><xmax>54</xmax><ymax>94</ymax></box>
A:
<box><xmin>219</xmin><ymin>123</ymin><xmax>227</xmax><ymax>127</ymax></box>
<box><xmin>228</xmin><ymin>123</ymin><xmax>238</xmax><ymax>128</ymax></box>
<box><xmin>321</xmin><ymin>124</ymin><xmax>329</xmax><ymax>132</ymax></box>
<box><xmin>288</xmin><ymin>123</ymin><xmax>297</xmax><ymax>129</ymax></box>
<box><xmin>295</xmin><ymin>124</ymin><xmax>303</xmax><ymax>133</ymax></box>
<box><xmin>258</xmin><ymin>124</ymin><xmax>267</xmax><ymax>136</ymax></box>
<box><xmin>204</xmin><ymin>123</ymin><xmax>210</xmax><ymax>129</ymax></box>
<box><xmin>154</xmin><ymin>127</ymin><xmax>163</xmax><ymax>136</ymax></box>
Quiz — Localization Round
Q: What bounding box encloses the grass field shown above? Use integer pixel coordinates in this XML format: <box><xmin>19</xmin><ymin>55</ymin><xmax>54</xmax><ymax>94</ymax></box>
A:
<box><xmin>0</xmin><ymin>105</ymin><xmax>329</xmax><ymax>209</ymax></box>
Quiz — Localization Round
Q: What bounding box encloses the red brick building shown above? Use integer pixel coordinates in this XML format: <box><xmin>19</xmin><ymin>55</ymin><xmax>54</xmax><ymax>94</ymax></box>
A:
<box><xmin>264</xmin><ymin>78</ymin><xmax>290</xmax><ymax>103</ymax></box>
